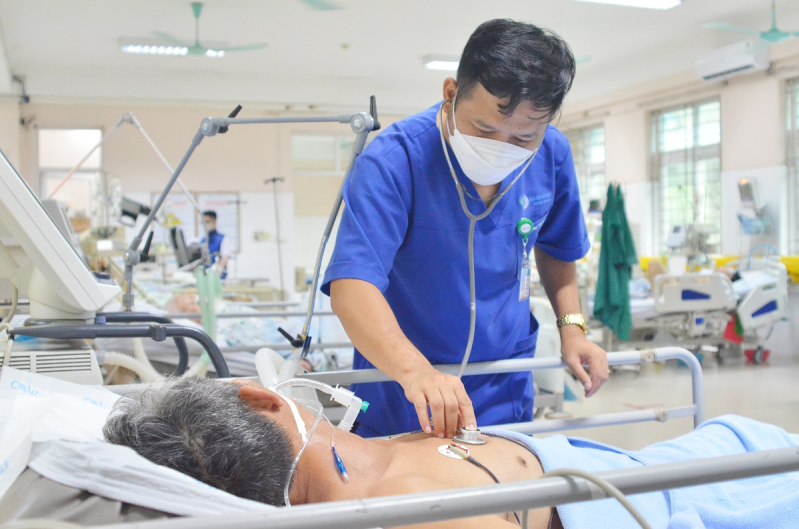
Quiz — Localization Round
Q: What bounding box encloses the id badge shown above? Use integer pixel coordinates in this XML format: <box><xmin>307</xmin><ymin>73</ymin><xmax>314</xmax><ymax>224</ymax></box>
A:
<box><xmin>519</xmin><ymin>259</ymin><xmax>531</xmax><ymax>302</ymax></box>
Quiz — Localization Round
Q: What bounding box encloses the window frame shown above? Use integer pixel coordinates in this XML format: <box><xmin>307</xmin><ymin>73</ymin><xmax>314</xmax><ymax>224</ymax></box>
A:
<box><xmin>564</xmin><ymin>123</ymin><xmax>606</xmax><ymax>212</ymax></box>
<box><xmin>36</xmin><ymin>127</ymin><xmax>104</xmax><ymax>198</ymax></box>
<box><xmin>786</xmin><ymin>77</ymin><xmax>799</xmax><ymax>254</ymax></box>
<box><xmin>650</xmin><ymin>98</ymin><xmax>722</xmax><ymax>251</ymax></box>
<box><xmin>290</xmin><ymin>134</ymin><xmax>357</xmax><ymax>177</ymax></box>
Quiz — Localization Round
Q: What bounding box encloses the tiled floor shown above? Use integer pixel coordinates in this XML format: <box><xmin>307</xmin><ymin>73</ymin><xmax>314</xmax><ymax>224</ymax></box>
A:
<box><xmin>539</xmin><ymin>355</ymin><xmax>799</xmax><ymax>450</ymax></box>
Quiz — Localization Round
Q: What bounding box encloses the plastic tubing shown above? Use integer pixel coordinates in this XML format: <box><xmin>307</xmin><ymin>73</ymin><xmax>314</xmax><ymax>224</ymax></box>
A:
<box><xmin>272</xmin><ymin>378</ymin><xmax>357</xmax><ymax>407</ymax></box>
<box><xmin>1</xmin><ymin>285</ymin><xmax>18</xmax><ymax>325</ymax></box>
<box><xmin>99</xmin><ymin>351</ymin><xmax>164</xmax><ymax>383</ymax></box>
<box><xmin>0</xmin><ymin>323</ymin><xmax>12</xmax><ymax>369</ymax></box>
<box><xmin>272</xmin><ymin>378</ymin><xmax>362</xmax><ymax>432</ymax></box>
<box><xmin>283</xmin><ymin>402</ymin><xmax>324</xmax><ymax>507</ymax></box>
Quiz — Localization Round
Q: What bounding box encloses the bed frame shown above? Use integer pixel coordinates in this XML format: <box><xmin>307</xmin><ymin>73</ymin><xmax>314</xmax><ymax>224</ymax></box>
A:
<box><xmin>93</xmin><ymin>347</ymin><xmax>799</xmax><ymax>529</ymax></box>
<box><xmin>95</xmin><ymin>446</ymin><xmax>799</xmax><ymax>529</ymax></box>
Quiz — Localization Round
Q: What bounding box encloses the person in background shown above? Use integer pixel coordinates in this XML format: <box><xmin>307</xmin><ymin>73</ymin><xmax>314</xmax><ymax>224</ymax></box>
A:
<box><xmin>200</xmin><ymin>210</ymin><xmax>231</xmax><ymax>280</ymax></box>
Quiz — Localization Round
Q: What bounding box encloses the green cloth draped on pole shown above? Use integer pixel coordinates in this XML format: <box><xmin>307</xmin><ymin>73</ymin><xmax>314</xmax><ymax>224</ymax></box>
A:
<box><xmin>593</xmin><ymin>184</ymin><xmax>638</xmax><ymax>340</ymax></box>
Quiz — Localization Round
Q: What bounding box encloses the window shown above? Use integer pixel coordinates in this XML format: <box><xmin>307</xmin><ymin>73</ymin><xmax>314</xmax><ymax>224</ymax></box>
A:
<box><xmin>565</xmin><ymin>124</ymin><xmax>606</xmax><ymax>211</ymax></box>
<box><xmin>786</xmin><ymin>78</ymin><xmax>799</xmax><ymax>253</ymax></box>
<box><xmin>291</xmin><ymin>134</ymin><xmax>355</xmax><ymax>175</ymax></box>
<box><xmin>38</xmin><ymin>129</ymin><xmax>103</xmax><ymax>221</ymax></box>
<box><xmin>651</xmin><ymin>100</ymin><xmax>721</xmax><ymax>250</ymax></box>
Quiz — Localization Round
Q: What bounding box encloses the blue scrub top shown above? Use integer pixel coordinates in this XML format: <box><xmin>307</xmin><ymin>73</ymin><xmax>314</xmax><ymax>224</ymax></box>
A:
<box><xmin>201</xmin><ymin>230</ymin><xmax>227</xmax><ymax>279</ymax></box>
<box><xmin>322</xmin><ymin>103</ymin><xmax>589</xmax><ymax>437</ymax></box>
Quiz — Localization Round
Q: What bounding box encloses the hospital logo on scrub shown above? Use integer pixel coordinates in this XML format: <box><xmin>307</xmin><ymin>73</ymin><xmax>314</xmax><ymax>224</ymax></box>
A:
<box><xmin>519</xmin><ymin>193</ymin><xmax>554</xmax><ymax>211</ymax></box>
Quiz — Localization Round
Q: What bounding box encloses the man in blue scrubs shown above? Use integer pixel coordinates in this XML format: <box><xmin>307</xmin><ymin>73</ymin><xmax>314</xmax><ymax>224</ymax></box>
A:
<box><xmin>200</xmin><ymin>210</ymin><xmax>230</xmax><ymax>280</ymax></box>
<box><xmin>322</xmin><ymin>19</ymin><xmax>608</xmax><ymax>438</ymax></box>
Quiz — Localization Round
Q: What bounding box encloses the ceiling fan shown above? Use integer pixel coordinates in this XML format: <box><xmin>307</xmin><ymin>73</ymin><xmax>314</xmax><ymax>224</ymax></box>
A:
<box><xmin>148</xmin><ymin>2</ymin><xmax>269</xmax><ymax>57</ymax></box>
<box><xmin>299</xmin><ymin>0</ymin><xmax>342</xmax><ymax>10</ymax></box>
<box><xmin>704</xmin><ymin>0</ymin><xmax>799</xmax><ymax>45</ymax></box>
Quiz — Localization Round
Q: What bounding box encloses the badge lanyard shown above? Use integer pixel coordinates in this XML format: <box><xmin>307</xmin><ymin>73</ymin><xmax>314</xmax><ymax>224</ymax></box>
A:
<box><xmin>516</xmin><ymin>218</ymin><xmax>535</xmax><ymax>302</ymax></box>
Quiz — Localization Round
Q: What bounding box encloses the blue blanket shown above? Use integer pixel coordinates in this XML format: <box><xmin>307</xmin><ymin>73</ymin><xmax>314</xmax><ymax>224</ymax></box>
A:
<box><xmin>485</xmin><ymin>415</ymin><xmax>799</xmax><ymax>528</ymax></box>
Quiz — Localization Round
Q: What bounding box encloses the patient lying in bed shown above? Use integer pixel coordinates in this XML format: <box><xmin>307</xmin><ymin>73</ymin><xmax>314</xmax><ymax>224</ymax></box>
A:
<box><xmin>104</xmin><ymin>378</ymin><xmax>799</xmax><ymax>529</ymax></box>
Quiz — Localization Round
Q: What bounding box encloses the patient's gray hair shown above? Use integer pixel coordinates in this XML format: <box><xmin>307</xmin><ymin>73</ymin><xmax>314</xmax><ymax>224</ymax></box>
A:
<box><xmin>103</xmin><ymin>377</ymin><xmax>294</xmax><ymax>506</ymax></box>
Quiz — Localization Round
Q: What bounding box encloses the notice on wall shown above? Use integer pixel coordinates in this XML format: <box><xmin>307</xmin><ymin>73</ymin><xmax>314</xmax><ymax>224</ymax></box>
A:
<box><xmin>150</xmin><ymin>192</ymin><xmax>198</xmax><ymax>246</ymax></box>
<box><xmin>197</xmin><ymin>193</ymin><xmax>240</xmax><ymax>253</ymax></box>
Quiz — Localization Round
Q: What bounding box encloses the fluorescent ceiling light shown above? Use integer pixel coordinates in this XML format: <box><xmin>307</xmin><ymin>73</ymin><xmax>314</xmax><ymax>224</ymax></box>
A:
<box><xmin>571</xmin><ymin>0</ymin><xmax>681</xmax><ymax>9</ymax></box>
<box><xmin>423</xmin><ymin>54</ymin><xmax>459</xmax><ymax>71</ymax></box>
<box><xmin>121</xmin><ymin>44</ymin><xmax>188</xmax><ymax>56</ymax></box>
<box><xmin>205</xmin><ymin>49</ymin><xmax>225</xmax><ymax>58</ymax></box>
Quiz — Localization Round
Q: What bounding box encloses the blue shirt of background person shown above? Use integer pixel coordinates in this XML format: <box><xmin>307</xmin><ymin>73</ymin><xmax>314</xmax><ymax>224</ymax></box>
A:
<box><xmin>200</xmin><ymin>210</ymin><xmax>230</xmax><ymax>280</ymax></box>
<box><xmin>321</xmin><ymin>20</ymin><xmax>609</xmax><ymax>438</ymax></box>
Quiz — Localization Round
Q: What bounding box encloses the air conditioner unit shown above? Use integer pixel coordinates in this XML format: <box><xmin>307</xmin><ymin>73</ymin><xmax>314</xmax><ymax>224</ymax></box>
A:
<box><xmin>696</xmin><ymin>40</ymin><xmax>770</xmax><ymax>82</ymax></box>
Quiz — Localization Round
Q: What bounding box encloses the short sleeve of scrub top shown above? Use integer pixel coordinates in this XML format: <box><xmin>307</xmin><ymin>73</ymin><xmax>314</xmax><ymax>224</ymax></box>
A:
<box><xmin>321</xmin><ymin>151</ymin><xmax>411</xmax><ymax>295</ymax></box>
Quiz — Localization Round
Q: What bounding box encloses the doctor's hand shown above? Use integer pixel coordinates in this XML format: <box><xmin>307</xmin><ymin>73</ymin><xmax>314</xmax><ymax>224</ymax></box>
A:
<box><xmin>399</xmin><ymin>366</ymin><xmax>477</xmax><ymax>439</ymax></box>
<box><xmin>560</xmin><ymin>328</ymin><xmax>609</xmax><ymax>398</ymax></box>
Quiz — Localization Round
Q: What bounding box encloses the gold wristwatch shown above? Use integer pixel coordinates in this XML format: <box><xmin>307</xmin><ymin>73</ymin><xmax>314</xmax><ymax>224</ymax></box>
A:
<box><xmin>556</xmin><ymin>313</ymin><xmax>588</xmax><ymax>334</ymax></box>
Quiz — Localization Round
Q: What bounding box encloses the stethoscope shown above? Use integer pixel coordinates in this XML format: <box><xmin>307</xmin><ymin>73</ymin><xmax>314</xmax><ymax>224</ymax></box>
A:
<box><xmin>437</xmin><ymin>100</ymin><xmax>541</xmax><ymax>378</ymax></box>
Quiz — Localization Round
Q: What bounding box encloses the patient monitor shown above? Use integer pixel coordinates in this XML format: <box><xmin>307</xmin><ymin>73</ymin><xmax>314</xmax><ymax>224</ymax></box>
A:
<box><xmin>0</xmin><ymin>149</ymin><xmax>120</xmax><ymax>384</ymax></box>
<box><xmin>0</xmin><ymin>149</ymin><xmax>119</xmax><ymax>321</ymax></box>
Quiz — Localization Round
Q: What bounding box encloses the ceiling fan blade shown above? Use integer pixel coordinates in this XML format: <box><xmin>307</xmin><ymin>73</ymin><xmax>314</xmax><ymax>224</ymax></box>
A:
<box><xmin>299</xmin><ymin>0</ymin><xmax>342</xmax><ymax>11</ymax></box>
<box><xmin>218</xmin><ymin>43</ymin><xmax>269</xmax><ymax>53</ymax></box>
<box><xmin>703</xmin><ymin>22</ymin><xmax>760</xmax><ymax>35</ymax></box>
<box><xmin>151</xmin><ymin>31</ymin><xmax>191</xmax><ymax>47</ymax></box>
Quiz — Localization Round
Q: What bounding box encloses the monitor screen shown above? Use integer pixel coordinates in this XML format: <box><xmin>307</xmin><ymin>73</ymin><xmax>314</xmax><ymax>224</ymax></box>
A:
<box><xmin>0</xmin><ymin>149</ymin><xmax>119</xmax><ymax>318</ymax></box>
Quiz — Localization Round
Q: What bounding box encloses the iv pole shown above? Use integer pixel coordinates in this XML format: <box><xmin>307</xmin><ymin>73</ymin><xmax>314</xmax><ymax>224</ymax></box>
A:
<box><xmin>44</xmin><ymin>112</ymin><xmax>213</xmax><ymax>275</ymax></box>
<box><xmin>46</xmin><ymin>113</ymin><xmax>202</xmax><ymax>216</ymax></box>
<box><xmin>123</xmin><ymin>97</ymin><xmax>380</xmax><ymax>381</ymax></box>
<box><xmin>264</xmin><ymin>176</ymin><xmax>286</xmax><ymax>301</ymax></box>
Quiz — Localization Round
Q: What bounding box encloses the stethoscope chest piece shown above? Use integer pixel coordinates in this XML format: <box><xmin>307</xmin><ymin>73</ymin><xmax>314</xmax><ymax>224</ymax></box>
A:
<box><xmin>453</xmin><ymin>427</ymin><xmax>486</xmax><ymax>445</ymax></box>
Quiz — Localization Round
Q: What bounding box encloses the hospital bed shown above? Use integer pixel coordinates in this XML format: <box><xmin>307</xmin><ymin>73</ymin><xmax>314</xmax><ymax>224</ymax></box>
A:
<box><xmin>4</xmin><ymin>347</ymin><xmax>799</xmax><ymax>529</ymax></box>
<box><xmin>594</xmin><ymin>258</ymin><xmax>790</xmax><ymax>361</ymax></box>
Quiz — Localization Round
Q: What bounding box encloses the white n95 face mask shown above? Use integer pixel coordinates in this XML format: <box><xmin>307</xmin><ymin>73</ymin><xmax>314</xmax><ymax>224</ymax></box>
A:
<box><xmin>446</xmin><ymin>96</ymin><xmax>537</xmax><ymax>187</ymax></box>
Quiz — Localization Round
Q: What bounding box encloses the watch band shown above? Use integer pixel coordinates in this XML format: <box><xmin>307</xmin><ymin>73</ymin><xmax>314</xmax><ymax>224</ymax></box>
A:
<box><xmin>556</xmin><ymin>313</ymin><xmax>588</xmax><ymax>334</ymax></box>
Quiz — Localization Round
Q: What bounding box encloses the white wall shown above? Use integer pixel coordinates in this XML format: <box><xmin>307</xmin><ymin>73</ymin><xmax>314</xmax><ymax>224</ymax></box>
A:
<box><xmin>0</xmin><ymin>102</ymin><xmax>19</xmax><ymax>168</ymax></box>
<box><xmin>235</xmin><ymin>192</ymin><xmax>294</xmax><ymax>295</ymax></box>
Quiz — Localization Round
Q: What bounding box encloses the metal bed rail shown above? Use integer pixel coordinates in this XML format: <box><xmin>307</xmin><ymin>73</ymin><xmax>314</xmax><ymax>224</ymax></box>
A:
<box><xmin>219</xmin><ymin>342</ymin><xmax>353</xmax><ymax>353</ymax></box>
<box><xmin>301</xmin><ymin>347</ymin><xmax>705</xmax><ymax>429</ymax></box>
<box><xmin>102</xmin><ymin>348</ymin><xmax>702</xmax><ymax>432</ymax></box>
<box><xmin>163</xmin><ymin>311</ymin><xmax>337</xmax><ymax>319</ymax></box>
<box><xmin>96</xmin><ymin>446</ymin><xmax>799</xmax><ymax>529</ymax></box>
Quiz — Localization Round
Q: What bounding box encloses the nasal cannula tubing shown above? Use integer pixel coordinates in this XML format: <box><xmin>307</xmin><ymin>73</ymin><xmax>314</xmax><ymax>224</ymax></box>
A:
<box><xmin>283</xmin><ymin>400</ymin><xmax>325</xmax><ymax>507</ymax></box>
<box><xmin>438</xmin><ymin>101</ymin><xmax>540</xmax><ymax>378</ymax></box>
<box><xmin>283</xmin><ymin>397</ymin><xmax>350</xmax><ymax>507</ymax></box>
